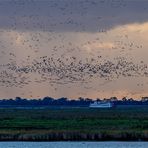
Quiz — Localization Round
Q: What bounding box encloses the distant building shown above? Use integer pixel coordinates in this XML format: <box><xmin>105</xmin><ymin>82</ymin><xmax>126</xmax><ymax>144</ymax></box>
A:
<box><xmin>89</xmin><ymin>101</ymin><xmax>113</xmax><ymax>108</ymax></box>
<box><xmin>141</xmin><ymin>97</ymin><xmax>148</xmax><ymax>102</ymax></box>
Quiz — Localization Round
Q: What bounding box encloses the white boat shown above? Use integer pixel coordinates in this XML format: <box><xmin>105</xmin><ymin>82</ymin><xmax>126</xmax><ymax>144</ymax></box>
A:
<box><xmin>89</xmin><ymin>101</ymin><xmax>113</xmax><ymax>108</ymax></box>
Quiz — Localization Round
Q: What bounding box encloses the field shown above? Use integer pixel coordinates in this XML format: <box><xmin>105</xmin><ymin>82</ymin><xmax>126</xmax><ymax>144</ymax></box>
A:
<box><xmin>0</xmin><ymin>106</ymin><xmax>147</xmax><ymax>141</ymax></box>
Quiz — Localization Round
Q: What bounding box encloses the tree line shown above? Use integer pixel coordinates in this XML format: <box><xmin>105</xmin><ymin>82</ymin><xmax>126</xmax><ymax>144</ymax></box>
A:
<box><xmin>0</xmin><ymin>96</ymin><xmax>148</xmax><ymax>107</ymax></box>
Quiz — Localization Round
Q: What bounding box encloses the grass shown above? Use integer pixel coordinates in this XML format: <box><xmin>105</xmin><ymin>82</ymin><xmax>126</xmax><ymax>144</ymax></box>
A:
<box><xmin>0</xmin><ymin>106</ymin><xmax>147</xmax><ymax>141</ymax></box>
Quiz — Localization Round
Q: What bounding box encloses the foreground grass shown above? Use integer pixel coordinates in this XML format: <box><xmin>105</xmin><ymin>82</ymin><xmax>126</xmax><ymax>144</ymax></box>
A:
<box><xmin>0</xmin><ymin>106</ymin><xmax>147</xmax><ymax>141</ymax></box>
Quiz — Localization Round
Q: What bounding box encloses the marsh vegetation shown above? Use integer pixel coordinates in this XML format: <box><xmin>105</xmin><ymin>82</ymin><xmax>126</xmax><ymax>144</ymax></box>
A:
<box><xmin>0</xmin><ymin>107</ymin><xmax>147</xmax><ymax>141</ymax></box>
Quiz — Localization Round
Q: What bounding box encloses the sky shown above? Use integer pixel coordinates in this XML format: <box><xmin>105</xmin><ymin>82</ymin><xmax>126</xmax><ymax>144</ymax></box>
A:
<box><xmin>0</xmin><ymin>0</ymin><xmax>148</xmax><ymax>100</ymax></box>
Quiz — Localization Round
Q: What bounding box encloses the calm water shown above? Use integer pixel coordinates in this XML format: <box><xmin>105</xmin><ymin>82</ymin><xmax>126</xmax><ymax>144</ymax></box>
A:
<box><xmin>0</xmin><ymin>142</ymin><xmax>147</xmax><ymax>148</ymax></box>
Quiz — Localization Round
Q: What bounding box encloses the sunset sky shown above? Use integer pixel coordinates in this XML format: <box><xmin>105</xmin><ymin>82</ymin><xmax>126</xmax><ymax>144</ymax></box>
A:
<box><xmin>0</xmin><ymin>0</ymin><xmax>148</xmax><ymax>99</ymax></box>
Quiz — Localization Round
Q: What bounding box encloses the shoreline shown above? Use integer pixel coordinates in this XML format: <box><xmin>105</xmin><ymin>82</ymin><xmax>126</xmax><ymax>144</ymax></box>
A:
<box><xmin>0</xmin><ymin>132</ymin><xmax>147</xmax><ymax>141</ymax></box>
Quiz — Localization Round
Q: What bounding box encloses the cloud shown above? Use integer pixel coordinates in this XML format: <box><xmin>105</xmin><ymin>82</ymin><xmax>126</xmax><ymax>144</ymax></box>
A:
<box><xmin>82</xmin><ymin>42</ymin><xmax>115</xmax><ymax>53</ymax></box>
<box><xmin>0</xmin><ymin>2</ymin><xmax>148</xmax><ymax>99</ymax></box>
<box><xmin>124</xmin><ymin>22</ymin><xmax>148</xmax><ymax>32</ymax></box>
<box><xmin>0</xmin><ymin>0</ymin><xmax>148</xmax><ymax>32</ymax></box>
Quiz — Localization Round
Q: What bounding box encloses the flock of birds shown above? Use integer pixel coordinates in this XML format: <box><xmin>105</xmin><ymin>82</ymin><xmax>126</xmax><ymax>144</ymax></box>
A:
<box><xmin>1</xmin><ymin>54</ymin><xmax>148</xmax><ymax>89</ymax></box>
<box><xmin>0</xmin><ymin>0</ymin><xmax>148</xmax><ymax>98</ymax></box>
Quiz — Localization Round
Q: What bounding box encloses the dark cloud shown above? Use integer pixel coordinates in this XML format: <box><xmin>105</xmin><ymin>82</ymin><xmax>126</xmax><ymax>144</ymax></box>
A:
<box><xmin>0</xmin><ymin>0</ymin><xmax>148</xmax><ymax>32</ymax></box>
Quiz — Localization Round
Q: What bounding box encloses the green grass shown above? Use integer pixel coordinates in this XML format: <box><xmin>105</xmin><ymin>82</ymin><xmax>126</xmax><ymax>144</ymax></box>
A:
<box><xmin>0</xmin><ymin>107</ymin><xmax>147</xmax><ymax>140</ymax></box>
<box><xmin>0</xmin><ymin>107</ymin><xmax>147</xmax><ymax>131</ymax></box>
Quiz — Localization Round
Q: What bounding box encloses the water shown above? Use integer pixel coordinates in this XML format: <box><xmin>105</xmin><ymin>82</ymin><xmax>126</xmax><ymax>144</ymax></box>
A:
<box><xmin>0</xmin><ymin>142</ymin><xmax>147</xmax><ymax>148</ymax></box>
